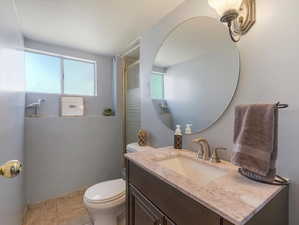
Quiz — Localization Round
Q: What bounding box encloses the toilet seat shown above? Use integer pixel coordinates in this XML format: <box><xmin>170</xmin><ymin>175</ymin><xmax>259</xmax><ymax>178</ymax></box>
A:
<box><xmin>84</xmin><ymin>193</ymin><xmax>125</xmax><ymax>210</ymax></box>
<box><xmin>84</xmin><ymin>179</ymin><xmax>126</xmax><ymax>204</ymax></box>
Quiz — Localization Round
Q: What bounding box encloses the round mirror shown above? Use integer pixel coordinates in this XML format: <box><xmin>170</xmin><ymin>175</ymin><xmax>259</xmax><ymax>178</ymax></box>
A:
<box><xmin>151</xmin><ymin>17</ymin><xmax>239</xmax><ymax>134</ymax></box>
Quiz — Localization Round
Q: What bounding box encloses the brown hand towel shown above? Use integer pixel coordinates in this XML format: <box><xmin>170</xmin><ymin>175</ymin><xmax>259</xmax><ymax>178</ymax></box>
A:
<box><xmin>231</xmin><ymin>104</ymin><xmax>278</xmax><ymax>181</ymax></box>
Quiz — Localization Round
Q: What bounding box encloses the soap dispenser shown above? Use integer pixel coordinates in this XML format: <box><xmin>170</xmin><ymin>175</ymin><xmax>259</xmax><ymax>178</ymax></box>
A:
<box><xmin>185</xmin><ymin>124</ymin><xmax>192</xmax><ymax>134</ymax></box>
<box><xmin>174</xmin><ymin>125</ymin><xmax>183</xmax><ymax>149</ymax></box>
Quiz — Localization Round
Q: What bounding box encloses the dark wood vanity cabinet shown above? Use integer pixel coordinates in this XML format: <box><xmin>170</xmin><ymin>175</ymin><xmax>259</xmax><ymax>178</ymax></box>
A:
<box><xmin>128</xmin><ymin>185</ymin><xmax>164</xmax><ymax>225</ymax></box>
<box><xmin>165</xmin><ymin>218</ymin><xmax>176</xmax><ymax>225</ymax></box>
<box><xmin>126</xmin><ymin>160</ymin><xmax>289</xmax><ymax>225</ymax></box>
<box><xmin>128</xmin><ymin>184</ymin><xmax>180</xmax><ymax>225</ymax></box>
<box><xmin>126</xmin><ymin>160</ymin><xmax>222</xmax><ymax>225</ymax></box>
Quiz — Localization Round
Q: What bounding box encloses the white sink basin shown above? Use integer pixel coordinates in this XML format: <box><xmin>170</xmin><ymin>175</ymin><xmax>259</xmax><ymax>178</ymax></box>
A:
<box><xmin>157</xmin><ymin>156</ymin><xmax>228</xmax><ymax>186</ymax></box>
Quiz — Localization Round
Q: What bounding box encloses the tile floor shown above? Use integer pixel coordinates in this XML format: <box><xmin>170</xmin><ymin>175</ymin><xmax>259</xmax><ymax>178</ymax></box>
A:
<box><xmin>23</xmin><ymin>189</ymin><xmax>91</xmax><ymax>225</ymax></box>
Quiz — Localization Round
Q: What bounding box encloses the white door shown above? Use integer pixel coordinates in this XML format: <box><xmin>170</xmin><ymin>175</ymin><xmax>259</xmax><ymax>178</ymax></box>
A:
<box><xmin>0</xmin><ymin>1</ymin><xmax>26</xmax><ymax>225</ymax></box>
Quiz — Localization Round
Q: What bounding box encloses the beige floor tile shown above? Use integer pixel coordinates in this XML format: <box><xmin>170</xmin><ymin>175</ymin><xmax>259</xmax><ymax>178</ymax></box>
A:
<box><xmin>58</xmin><ymin>207</ymin><xmax>87</xmax><ymax>222</ymax></box>
<box><xmin>28</xmin><ymin>201</ymin><xmax>44</xmax><ymax>210</ymax></box>
<box><xmin>23</xmin><ymin>190</ymin><xmax>88</xmax><ymax>225</ymax></box>
<box><xmin>43</xmin><ymin>216</ymin><xmax>58</xmax><ymax>225</ymax></box>
<box><xmin>44</xmin><ymin>200</ymin><xmax>58</xmax><ymax>217</ymax></box>
<box><xmin>24</xmin><ymin>207</ymin><xmax>44</xmax><ymax>225</ymax></box>
<box><xmin>57</xmin><ymin>196</ymin><xmax>84</xmax><ymax>214</ymax></box>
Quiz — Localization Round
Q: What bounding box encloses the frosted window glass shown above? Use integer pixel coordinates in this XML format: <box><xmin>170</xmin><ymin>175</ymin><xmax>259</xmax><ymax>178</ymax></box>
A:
<box><xmin>151</xmin><ymin>73</ymin><xmax>164</xmax><ymax>99</ymax></box>
<box><xmin>25</xmin><ymin>52</ymin><xmax>61</xmax><ymax>94</ymax></box>
<box><xmin>63</xmin><ymin>59</ymin><xmax>96</xmax><ymax>96</ymax></box>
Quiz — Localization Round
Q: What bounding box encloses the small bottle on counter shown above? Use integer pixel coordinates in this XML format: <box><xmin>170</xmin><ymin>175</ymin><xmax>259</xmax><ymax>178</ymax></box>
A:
<box><xmin>174</xmin><ymin>125</ymin><xmax>183</xmax><ymax>149</ymax></box>
<box><xmin>185</xmin><ymin>124</ymin><xmax>192</xmax><ymax>134</ymax></box>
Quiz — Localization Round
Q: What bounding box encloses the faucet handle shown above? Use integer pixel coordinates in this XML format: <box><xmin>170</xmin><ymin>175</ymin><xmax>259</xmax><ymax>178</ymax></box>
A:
<box><xmin>192</xmin><ymin>137</ymin><xmax>206</xmax><ymax>143</ymax></box>
<box><xmin>210</xmin><ymin>147</ymin><xmax>226</xmax><ymax>163</ymax></box>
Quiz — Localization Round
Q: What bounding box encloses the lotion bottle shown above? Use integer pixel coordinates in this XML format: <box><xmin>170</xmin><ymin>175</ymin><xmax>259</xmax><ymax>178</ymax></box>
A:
<box><xmin>185</xmin><ymin>124</ymin><xmax>192</xmax><ymax>134</ymax></box>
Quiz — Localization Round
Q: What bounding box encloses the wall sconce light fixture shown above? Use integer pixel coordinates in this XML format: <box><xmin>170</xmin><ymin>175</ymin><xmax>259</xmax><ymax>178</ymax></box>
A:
<box><xmin>208</xmin><ymin>0</ymin><xmax>256</xmax><ymax>42</ymax></box>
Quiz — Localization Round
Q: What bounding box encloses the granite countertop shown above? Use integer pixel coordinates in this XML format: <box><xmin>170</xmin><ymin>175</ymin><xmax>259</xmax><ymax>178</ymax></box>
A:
<box><xmin>125</xmin><ymin>146</ymin><xmax>286</xmax><ymax>225</ymax></box>
<box><xmin>126</xmin><ymin>143</ymin><xmax>154</xmax><ymax>153</ymax></box>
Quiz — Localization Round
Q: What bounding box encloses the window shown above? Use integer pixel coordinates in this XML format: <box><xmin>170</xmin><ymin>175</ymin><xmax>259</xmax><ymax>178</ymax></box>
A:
<box><xmin>25</xmin><ymin>52</ymin><xmax>61</xmax><ymax>94</ymax></box>
<box><xmin>25</xmin><ymin>51</ymin><xmax>96</xmax><ymax>96</ymax></box>
<box><xmin>151</xmin><ymin>72</ymin><xmax>164</xmax><ymax>100</ymax></box>
<box><xmin>64</xmin><ymin>59</ymin><xmax>95</xmax><ymax>96</ymax></box>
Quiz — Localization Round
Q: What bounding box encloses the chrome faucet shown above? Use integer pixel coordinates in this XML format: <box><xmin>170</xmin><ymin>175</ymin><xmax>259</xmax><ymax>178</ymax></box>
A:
<box><xmin>192</xmin><ymin>137</ymin><xmax>211</xmax><ymax>160</ymax></box>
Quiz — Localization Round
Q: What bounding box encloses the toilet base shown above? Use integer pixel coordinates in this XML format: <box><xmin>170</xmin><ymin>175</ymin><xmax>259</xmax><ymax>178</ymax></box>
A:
<box><xmin>85</xmin><ymin>198</ymin><xmax>125</xmax><ymax>225</ymax></box>
<box><xmin>92</xmin><ymin>214</ymin><xmax>117</xmax><ymax>225</ymax></box>
<box><xmin>117</xmin><ymin>212</ymin><xmax>126</xmax><ymax>225</ymax></box>
<box><xmin>89</xmin><ymin>212</ymin><xmax>125</xmax><ymax>225</ymax></box>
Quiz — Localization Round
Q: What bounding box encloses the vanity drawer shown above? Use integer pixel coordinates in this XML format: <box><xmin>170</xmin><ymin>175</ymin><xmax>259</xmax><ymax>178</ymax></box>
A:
<box><xmin>127</xmin><ymin>161</ymin><xmax>221</xmax><ymax>225</ymax></box>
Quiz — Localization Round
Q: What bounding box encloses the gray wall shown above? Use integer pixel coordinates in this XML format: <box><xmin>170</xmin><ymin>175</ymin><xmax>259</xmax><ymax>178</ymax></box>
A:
<box><xmin>140</xmin><ymin>0</ymin><xmax>298</xmax><ymax>224</ymax></box>
<box><xmin>25</xmin><ymin>117</ymin><xmax>122</xmax><ymax>204</ymax></box>
<box><xmin>24</xmin><ymin>40</ymin><xmax>122</xmax><ymax>204</ymax></box>
<box><xmin>0</xmin><ymin>0</ymin><xmax>25</xmax><ymax>225</ymax></box>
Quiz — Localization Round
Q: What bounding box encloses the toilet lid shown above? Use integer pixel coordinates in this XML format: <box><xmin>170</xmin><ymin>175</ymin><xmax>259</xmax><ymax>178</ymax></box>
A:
<box><xmin>85</xmin><ymin>179</ymin><xmax>126</xmax><ymax>203</ymax></box>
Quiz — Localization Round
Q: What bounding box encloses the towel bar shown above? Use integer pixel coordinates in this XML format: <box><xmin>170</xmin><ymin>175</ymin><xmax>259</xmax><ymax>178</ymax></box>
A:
<box><xmin>238</xmin><ymin>168</ymin><xmax>289</xmax><ymax>185</ymax></box>
<box><xmin>276</xmin><ymin>102</ymin><xmax>288</xmax><ymax>109</ymax></box>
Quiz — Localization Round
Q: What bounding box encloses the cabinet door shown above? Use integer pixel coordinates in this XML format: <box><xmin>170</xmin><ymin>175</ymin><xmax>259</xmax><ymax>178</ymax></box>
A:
<box><xmin>128</xmin><ymin>185</ymin><xmax>164</xmax><ymax>225</ymax></box>
<box><xmin>165</xmin><ymin>217</ymin><xmax>176</xmax><ymax>225</ymax></box>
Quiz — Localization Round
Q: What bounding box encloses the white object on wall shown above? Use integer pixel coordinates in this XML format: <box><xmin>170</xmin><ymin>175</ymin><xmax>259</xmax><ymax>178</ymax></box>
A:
<box><xmin>61</xmin><ymin>97</ymin><xmax>84</xmax><ymax>117</ymax></box>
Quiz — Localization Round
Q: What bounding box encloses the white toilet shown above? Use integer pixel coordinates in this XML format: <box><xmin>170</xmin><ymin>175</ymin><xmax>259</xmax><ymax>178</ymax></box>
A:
<box><xmin>83</xmin><ymin>178</ymin><xmax>126</xmax><ymax>225</ymax></box>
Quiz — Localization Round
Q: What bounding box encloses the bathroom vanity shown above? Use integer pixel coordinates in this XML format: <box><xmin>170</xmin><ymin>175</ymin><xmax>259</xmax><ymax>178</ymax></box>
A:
<box><xmin>125</xmin><ymin>147</ymin><xmax>288</xmax><ymax>225</ymax></box>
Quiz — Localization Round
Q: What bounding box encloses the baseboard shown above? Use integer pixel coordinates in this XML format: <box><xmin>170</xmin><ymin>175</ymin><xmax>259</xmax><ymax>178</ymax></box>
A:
<box><xmin>22</xmin><ymin>204</ymin><xmax>28</xmax><ymax>225</ymax></box>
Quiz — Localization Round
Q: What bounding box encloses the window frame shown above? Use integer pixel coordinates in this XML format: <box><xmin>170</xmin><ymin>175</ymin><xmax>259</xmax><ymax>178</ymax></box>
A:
<box><xmin>25</xmin><ymin>48</ymin><xmax>98</xmax><ymax>96</ymax></box>
<box><xmin>151</xmin><ymin>71</ymin><xmax>165</xmax><ymax>100</ymax></box>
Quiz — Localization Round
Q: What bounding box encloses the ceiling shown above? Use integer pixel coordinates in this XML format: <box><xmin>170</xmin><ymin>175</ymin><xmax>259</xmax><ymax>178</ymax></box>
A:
<box><xmin>15</xmin><ymin>0</ymin><xmax>185</xmax><ymax>55</ymax></box>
